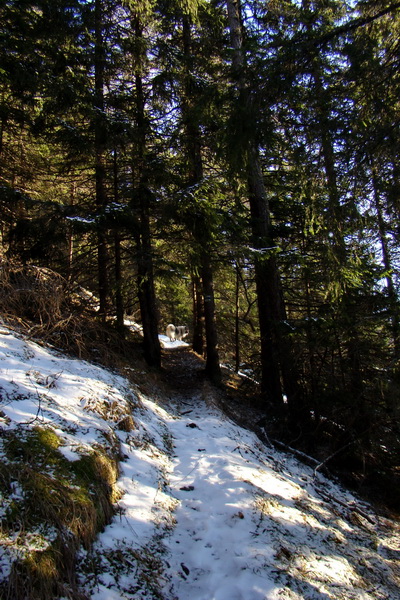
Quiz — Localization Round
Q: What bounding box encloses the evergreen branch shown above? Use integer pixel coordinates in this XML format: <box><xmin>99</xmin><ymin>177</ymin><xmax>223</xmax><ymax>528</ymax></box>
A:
<box><xmin>314</xmin><ymin>2</ymin><xmax>400</xmax><ymax>47</ymax></box>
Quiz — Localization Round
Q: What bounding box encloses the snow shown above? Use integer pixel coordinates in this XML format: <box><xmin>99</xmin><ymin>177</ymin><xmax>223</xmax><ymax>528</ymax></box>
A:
<box><xmin>159</xmin><ymin>333</ymin><xmax>189</xmax><ymax>349</ymax></box>
<box><xmin>0</xmin><ymin>326</ymin><xmax>399</xmax><ymax>599</ymax></box>
<box><xmin>123</xmin><ymin>318</ymin><xmax>189</xmax><ymax>350</ymax></box>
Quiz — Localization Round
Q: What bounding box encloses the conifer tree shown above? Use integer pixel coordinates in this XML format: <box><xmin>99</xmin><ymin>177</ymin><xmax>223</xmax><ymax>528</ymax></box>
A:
<box><xmin>224</xmin><ymin>0</ymin><xmax>303</xmax><ymax>416</ymax></box>
<box><xmin>180</xmin><ymin>13</ymin><xmax>221</xmax><ymax>383</ymax></box>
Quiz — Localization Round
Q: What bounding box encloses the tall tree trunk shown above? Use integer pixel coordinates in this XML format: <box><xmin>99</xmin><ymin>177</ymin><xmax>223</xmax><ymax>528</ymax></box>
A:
<box><xmin>67</xmin><ymin>181</ymin><xmax>75</xmax><ymax>282</ymax></box>
<box><xmin>225</xmin><ymin>0</ymin><xmax>302</xmax><ymax>410</ymax></box>
<box><xmin>302</xmin><ymin>0</ymin><xmax>346</xmax><ymax>266</ymax></box>
<box><xmin>201</xmin><ymin>250</ymin><xmax>221</xmax><ymax>382</ymax></box>
<box><xmin>302</xmin><ymin>0</ymin><xmax>368</xmax><ymax>424</ymax></box>
<box><xmin>371</xmin><ymin>163</ymin><xmax>400</xmax><ymax>355</ymax></box>
<box><xmin>311</xmin><ymin>4</ymin><xmax>370</xmax><ymax>415</ymax></box>
<box><xmin>246</xmin><ymin>145</ymin><xmax>285</xmax><ymax>404</ymax></box>
<box><xmin>94</xmin><ymin>0</ymin><xmax>108</xmax><ymax>320</ymax></box>
<box><xmin>234</xmin><ymin>261</ymin><xmax>240</xmax><ymax>373</ymax></box>
<box><xmin>192</xmin><ymin>272</ymin><xmax>204</xmax><ymax>355</ymax></box>
<box><xmin>182</xmin><ymin>15</ymin><xmax>221</xmax><ymax>383</ymax></box>
<box><xmin>114</xmin><ymin>232</ymin><xmax>124</xmax><ymax>331</ymax></box>
<box><xmin>303</xmin><ymin>262</ymin><xmax>318</xmax><ymax>416</ymax></box>
<box><xmin>113</xmin><ymin>149</ymin><xmax>124</xmax><ymax>331</ymax></box>
<box><xmin>0</xmin><ymin>115</ymin><xmax>5</xmax><ymax>161</ymax></box>
<box><xmin>132</xmin><ymin>15</ymin><xmax>161</xmax><ymax>368</ymax></box>
<box><xmin>135</xmin><ymin>212</ymin><xmax>160</xmax><ymax>367</ymax></box>
<box><xmin>311</xmin><ymin>66</ymin><xmax>347</xmax><ymax>267</ymax></box>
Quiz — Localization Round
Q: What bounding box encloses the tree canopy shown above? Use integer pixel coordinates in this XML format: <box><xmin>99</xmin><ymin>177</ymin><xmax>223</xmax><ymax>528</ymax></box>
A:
<box><xmin>1</xmin><ymin>0</ymin><xmax>400</xmax><ymax>505</ymax></box>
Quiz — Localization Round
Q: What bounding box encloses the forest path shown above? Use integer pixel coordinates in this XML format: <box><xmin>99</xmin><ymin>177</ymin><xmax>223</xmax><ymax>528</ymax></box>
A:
<box><xmin>151</xmin><ymin>351</ymin><xmax>400</xmax><ymax>600</ymax></box>
<box><xmin>161</xmin><ymin>347</ymin><xmax>207</xmax><ymax>398</ymax></box>
<box><xmin>159</xmin><ymin>346</ymin><xmax>267</xmax><ymax>439</ymax></box>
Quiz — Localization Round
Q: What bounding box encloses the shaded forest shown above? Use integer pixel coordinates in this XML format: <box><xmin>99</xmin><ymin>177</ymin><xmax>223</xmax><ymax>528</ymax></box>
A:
<box><xmin>1</xmin><ymin>0</ymin><xmax>400</xmax><ymax>510</ymax></box>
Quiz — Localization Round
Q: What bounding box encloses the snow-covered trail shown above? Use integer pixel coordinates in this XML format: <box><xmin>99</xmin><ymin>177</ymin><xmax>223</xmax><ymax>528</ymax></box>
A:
<box><xmin>156</xmin><ymin>393</ymin><xmax>400</xmax><ymax>600</ymax></box>
<box><xmin>0</xmin><ymin>329</ymin><xmax>399</xmax><ymax>600</ymax></box>
<box><xmin>163</xmin><ymin>395</ymin><xmax>280</xmax><ymax>600</ymax></box>
<box><xmin>61</xmin><ymin>348</ymin><xmax>400</xmax><ymax>600</ymax></box>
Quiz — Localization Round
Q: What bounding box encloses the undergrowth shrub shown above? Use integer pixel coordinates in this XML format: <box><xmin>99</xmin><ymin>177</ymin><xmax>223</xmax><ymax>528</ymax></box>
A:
<box><xmin>0</xmin><ymin>259</ymin><xmax>143</xmax><ymax>369</ymax></box>
<box><xmin>0</xmin><ymin>261</ymin><xmax>65</xmax><ymax>324</ymax></box>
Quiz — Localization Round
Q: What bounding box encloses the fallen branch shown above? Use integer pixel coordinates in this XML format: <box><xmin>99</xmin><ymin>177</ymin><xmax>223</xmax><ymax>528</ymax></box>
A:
<box><xmin>313</xmin><ymin>439</ymin><xmax>358</xmax><ymax>476</ymax></box>
<box><xmin>257</xmin><ymin>428</ymin><xmax>325</xmax><ymax>471</ymax></box>
<box><xmin>316</xmin><ymin>487</ymin><xmax>376</xmax><ymax>526</ymax></box>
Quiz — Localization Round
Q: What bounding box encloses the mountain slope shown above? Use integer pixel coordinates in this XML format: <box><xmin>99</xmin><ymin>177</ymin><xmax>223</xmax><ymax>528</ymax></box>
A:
<box><xmin>0</xmin><ymin>327</ymin><xmax>399</xmax><ymax>600</ymax></box>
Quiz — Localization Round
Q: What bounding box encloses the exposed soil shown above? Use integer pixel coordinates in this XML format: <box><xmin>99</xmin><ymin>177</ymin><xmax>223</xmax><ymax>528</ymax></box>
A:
<box><xmin>161</xmin><ymin>348</ymin><xmax>207</xmax><ymax>396</ymax></box>
<box><xmin>160</xmin><ymin>347</ymin><xmax>267</xmax><ymax>432</ymax></box>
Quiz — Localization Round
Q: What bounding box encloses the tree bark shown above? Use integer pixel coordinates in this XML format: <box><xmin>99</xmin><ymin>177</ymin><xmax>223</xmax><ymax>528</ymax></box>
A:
<box><xmin>182</xmin><ymin>15</ymin><xmax>221</xmax><ymax>383</ymax></box>
<box><xmin>113</xmin><ymin>149</ymin><xmax>124</xmax><ymax>331</ymax></box>
<box><xmin>131</xmin><ymin>15</ymin><xmax>161</xmax><ymax>368</ymax></box>
<box><xmin>201</xmin><ymin>250</ymin><xmax>221</xmax><ymax>382</ymax></box>
<box><xmin>371</xmin><ymin>163</ymin><xmax>400</xmax><ymax>355</ymax></box>
<box><xmin>94</xmin><ymin>0</ymin><xmax>108</xmax><ymax>320</ymax></box>
<box><xmin>303</xmin><ymin>0</ymin><xmax>368</xmax><ymax>410</ymax></box>
<box><xmin>225</xmin><ymin>0</ymin><xmax>302</xmax><ymax>410</ymax></box>
<box><xmin>234</xmin><ymin>262</ymin><xmax>240</xmax><ymax>373</ymax></box>
<box><xmin>67</xmin><ymin>181</ymin><xmax>75</xmax><ymax>282</ymax></box>
<box><xmin>191</xmin><ymin>272</ymin><xmax>204</xmax><ymax>355</ymax></box>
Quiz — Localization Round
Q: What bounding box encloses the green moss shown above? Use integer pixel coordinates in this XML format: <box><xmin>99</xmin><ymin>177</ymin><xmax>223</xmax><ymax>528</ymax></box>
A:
<box><xmin>4</xmin><ymin>426</ymin><xmax>62</xmax><ymax>467</ymax></box>
<box><xmin>0</xmin><ymin>426</ymin><xmax>120</xmax><ymax>599</ymax></box>
<box><xmin>70</xmin><ymin>450</ymin><xmax>119</xmax><ymax>530</ymax></box>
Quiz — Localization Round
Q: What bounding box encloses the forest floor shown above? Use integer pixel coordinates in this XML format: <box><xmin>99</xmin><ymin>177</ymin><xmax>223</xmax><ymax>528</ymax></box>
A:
<box><xmin>160</xmin><ymin>344</ymin><xmax>270</xmax><ymax>438</ymax></box>
<box><xmin>0</xmin><ymin>328</ymin><xmax>400</xmax><ymax>599</ymax></box>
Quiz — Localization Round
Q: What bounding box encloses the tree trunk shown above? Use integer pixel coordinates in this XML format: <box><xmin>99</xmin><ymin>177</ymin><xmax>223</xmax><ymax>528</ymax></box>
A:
<box><xmin>246</xmin><ymin>145</ymin><xmax>284</xmax><ymax>404</ymax></box>
<box><xmin>94</xmin><ymin>0</ymin><xmax>108</xmax><ymax>320</ymax></box>
<box><xmin>225</xmin><ymin>0</ymin><xmax>302</xmax><ymax>410</ymax></box>
<box><xmin>201</xmin><ymin>251</ymin><xmax>221</xmax><ymax>383</ymax></box>
<box><xmin>371</xmin><ymin>163</ymin><xmax>400</xmax><ymax>355</ymax></box>
<box><xmin>113</xmin><ymin>149</ymin><xmax>124</xmax><ymax>331</ymax></box>
<box><xmin>0</xmin><ymin>115</ymin><xmax>5</xmax><ymax>161</ymax></box>
<box><xmin>302</xmin><ymin>0</ymin><xmax>346</xmax><ymax>266</ymax></box>
<box><xmin>114</xmin><ymin>232</ymin><xmax>124</xmax><ymax>331</ymax></box>
<box><xmin>182</xmin><ymin>15</ymin><xmax>221</xmax><ymax>383</ymax></box>
<box><xmin>192</xmin><ymin>272</ymin><xmax>204</xmax><ymax>355</ymax></box>
<box><xmin>67</xmin><ymin>181</ymin><xmax>75</xmax><ymax>282</ymax></box>
<box><xmin>311</xmin><ymin>67</ymin><xmax>347</xmax><ymax>266</ymax></box>
<box><xmin>234</xmin><ymin>262</ymin><xmax>240</xmax><ymax>373</ymax></box>
<box><xmin>136</xmin><ymin>212</ymin><xmax>160</xmax><ymax>367</ymax></box>
<box><xmin>131</xmin><ymin>15</ymin><xmax>161</xmax><ymax>368</ymax></box>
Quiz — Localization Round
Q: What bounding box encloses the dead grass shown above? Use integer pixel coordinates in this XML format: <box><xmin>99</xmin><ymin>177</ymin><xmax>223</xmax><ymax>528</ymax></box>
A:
<box><xmin>0</xmin><ymin>261</ymin><xmax>65</xmax><ymax>324</ymax></box>
<box><xmin>0</xmin><ymin>259</ymin><xmax>144</xmax><ymax>370</ymax></box>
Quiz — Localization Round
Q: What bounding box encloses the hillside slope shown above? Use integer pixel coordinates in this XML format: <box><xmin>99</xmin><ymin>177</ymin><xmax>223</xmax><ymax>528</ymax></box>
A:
<box><xmin>0</xmin><ymin>326</ymin><xmax>399</xmax><ymax>600</ymax></box>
